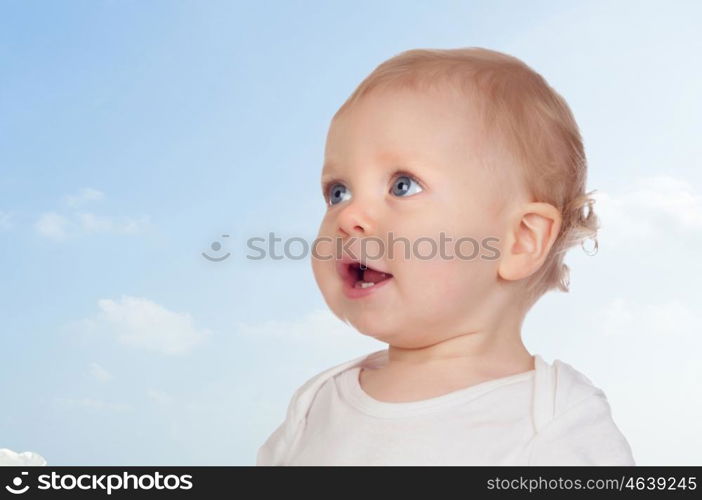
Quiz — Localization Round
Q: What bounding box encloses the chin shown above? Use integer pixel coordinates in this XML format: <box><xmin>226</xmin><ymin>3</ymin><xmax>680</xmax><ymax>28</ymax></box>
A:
<box><xmin>343</xmin><ymin>313</ymin><xmax>400</xmax><ymax>341</ymax></box>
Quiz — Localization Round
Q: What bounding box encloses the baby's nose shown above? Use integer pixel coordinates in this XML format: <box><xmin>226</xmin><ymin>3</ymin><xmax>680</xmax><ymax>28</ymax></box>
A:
<box><xmin>336</xmin><ymin>202</ymin><xmax>376</xmax><ymax>237</ymax></box>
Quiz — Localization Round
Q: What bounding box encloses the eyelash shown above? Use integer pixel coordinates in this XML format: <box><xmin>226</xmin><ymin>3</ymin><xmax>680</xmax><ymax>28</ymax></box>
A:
<box><xmin>322</xmin><ymin>170</ymin><xmax>424</xmax><ymax>204</ymax></box>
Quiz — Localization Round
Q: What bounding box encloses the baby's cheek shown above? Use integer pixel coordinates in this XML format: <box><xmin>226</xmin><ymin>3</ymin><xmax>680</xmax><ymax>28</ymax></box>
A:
<box><xmin>404</xmin><ymin>258</ymin><xmax>458</xmax><ymax>296</ymax></box>
<box><xmin>311</xmin><ymin>227</ymin><xmax>337</xmax><ymax>259</ymax></box>
<box><xmin>406</xmin><ymin>254</ymin><xmax>493</xmax><ymax>302</ymax></box>
<box><xmin>310</xmin><ymin>245</ymin><xmax>337</xmax><ymax>297</ymax></box>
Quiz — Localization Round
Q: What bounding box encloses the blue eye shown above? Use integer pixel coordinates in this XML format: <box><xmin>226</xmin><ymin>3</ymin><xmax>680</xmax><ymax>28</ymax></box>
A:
<box><xmin>324</xmin><ymin>173</ymin><xmax>423</xmax><ymax>206</ymax></box>
<box><xmin>391</xmin><ymin>175</ymin><xmax>423</xmax><ymax>197</ymax></box>
<box><xmin>328</xmin><ymin>183</ymin><xmax>351</xmax><ymax>206</ymax></box>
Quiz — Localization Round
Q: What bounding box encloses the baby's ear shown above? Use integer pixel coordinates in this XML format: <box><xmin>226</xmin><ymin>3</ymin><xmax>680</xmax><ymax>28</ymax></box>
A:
<box><xmin>497</xmin><ymin>202</ymin><xmax>562</xmax><ymax>282</ymax></box>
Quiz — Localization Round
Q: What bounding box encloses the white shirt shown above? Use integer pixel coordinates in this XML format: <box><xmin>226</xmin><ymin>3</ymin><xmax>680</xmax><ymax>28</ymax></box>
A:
<box><xmin>256</xmin><ymin>349</ymin><xmax>635</xmax><ymax>466</ymax></box>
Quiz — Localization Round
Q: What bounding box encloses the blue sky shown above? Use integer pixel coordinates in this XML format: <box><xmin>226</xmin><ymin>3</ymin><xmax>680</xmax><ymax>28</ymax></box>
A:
<box><xmin>1</xmin><ymin>0</ymin><xmax>701</xmax><ymax>465</ymax></box>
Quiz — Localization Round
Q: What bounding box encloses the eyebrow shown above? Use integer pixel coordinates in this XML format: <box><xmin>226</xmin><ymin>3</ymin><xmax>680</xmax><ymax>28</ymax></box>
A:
<box><xmin>321</xmin><ymin>159</ymin><xmax>339</xmax><ymax>179</ymax></box>
<box><xmin>322</xmin><ymin>151</ymin><xmax>404</xmax><ymax>178</ymax></box>
<box><xmin>321</xmin><ymin>151</ymin><xmax>426</xmax><ymax>186</ymax></box>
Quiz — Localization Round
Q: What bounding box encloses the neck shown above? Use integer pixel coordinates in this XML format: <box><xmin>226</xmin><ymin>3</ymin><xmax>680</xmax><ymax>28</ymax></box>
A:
<box><xmin>385</xmin><ymin>291</ymin><xmax>534</xmax><ymax>375</ymax></box>
<box><xmin>387</xmin><ymin>332</ymin><xmax>533</xmax><ymax>372</ymax></box>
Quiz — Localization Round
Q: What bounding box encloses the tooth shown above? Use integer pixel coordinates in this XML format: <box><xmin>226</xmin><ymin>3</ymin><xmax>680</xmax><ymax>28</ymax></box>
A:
<box><xmin>359</xmin><ymin>281</ymin><xmax>375</xmax><ymax>288</ymax></box>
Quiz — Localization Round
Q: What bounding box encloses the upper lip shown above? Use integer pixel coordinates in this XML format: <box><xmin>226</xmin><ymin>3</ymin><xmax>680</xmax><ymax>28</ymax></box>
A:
<box><xmin>337</xmin><ymin>256</ymin><xmax>392</xmax><ymax>276</ymax></box>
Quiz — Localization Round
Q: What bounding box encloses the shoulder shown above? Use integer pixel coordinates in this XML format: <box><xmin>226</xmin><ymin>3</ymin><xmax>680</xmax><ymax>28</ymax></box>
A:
<box><xmin>529</xmin><ymin>356</ymin><xmax>635</xmax><ymax>465</ymax></box>
<box><xmin>256</xmin><ymin>349</ymin><xmax>383</xmax><ymax>465</ymax></box>
<box><xmin>552</xmin><ymin>358</ymin><xmax>606</xmax><ymax>412</ymax></box>
<box><xmin>287</xmin><ymin>349</ymin><xmax>384</xmax><ymax>421</ymax></box>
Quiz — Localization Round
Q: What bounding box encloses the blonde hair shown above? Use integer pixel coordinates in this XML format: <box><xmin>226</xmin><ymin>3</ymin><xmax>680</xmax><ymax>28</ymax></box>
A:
<box><xmin>333</xmin><ymin>47</ymin><xmax>599</xmax><ymax>305</ymax></box>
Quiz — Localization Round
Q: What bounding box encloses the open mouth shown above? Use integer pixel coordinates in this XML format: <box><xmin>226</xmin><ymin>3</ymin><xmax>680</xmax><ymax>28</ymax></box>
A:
<box><xmin>338</xmin><ymin>260</ymin><xmax>394</xmax><ymax>289</ymax></box>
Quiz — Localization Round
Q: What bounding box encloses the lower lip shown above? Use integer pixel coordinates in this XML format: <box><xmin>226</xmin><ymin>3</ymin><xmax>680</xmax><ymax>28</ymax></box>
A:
<box><xmin>342</xmin><ymin>275</ymin><xmax>394</xmax><ymax>299</ymax></box>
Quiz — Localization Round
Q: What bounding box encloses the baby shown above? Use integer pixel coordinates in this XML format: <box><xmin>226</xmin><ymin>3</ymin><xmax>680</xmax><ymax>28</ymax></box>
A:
<box><xmin>256</xmin><ymin>47</ymin><xmax>635</xmax><ymax>466</ymax></box>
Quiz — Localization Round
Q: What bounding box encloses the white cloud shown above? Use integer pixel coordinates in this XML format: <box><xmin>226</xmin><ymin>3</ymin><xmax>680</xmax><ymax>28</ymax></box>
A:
<box><xmin>82</xmin><ymin>295</ymin><xmax>211</xmax><ymax>355</ymax></box>
<box><xmin>599</xmin><ymin>297</ymin><xmax>699</xmax><ymax>338</ymax></box>
<box><xmin>35</xmin><ymin>212</ymin><xmax>151</xmax><ymax>239</ymax></box>
<box><xmin>147</xmin><ymin>389</ymin><xmax>174</xmax><ymax>406</ymax></box>
<box><xmin>34</xmin><ymin>212</ymin><xmax>69</xmax><ymax>241</ymax></box>
<box><xmin>235</xmin><ymin>308</ymin><xmax>357</xmax><ymax>340</ymax></box>
<box><xmin>54</xmin><ymin>397</ymin><xmax>131</xmax><ymax>413</ymax></box>
<box><xmin>63</xmin><ymin>187</ymin><xmax>105</xmax><ymax>207</ymax></box>
<box><xmin>0</xmin><ymin>210</ymin><xmax>13</xmax><ymax>230</ymax></box>
<box><xmin>88</xmin><ymin>362</ymin><xmax>113</xmax><ymax>382</ymax></box>
<box><xmin>0</xmin><ymin>448</ymin><xmax>47</xmax><ymax>466</ymax></box>
<box><xmin>77</xmin><ymin>212</ymin><xmax>151</xmax><ymax>234</ymax></box>
<box><xmin>594</xmin><ymin>176</ymin><xmax>702</xmax><ymax>245</ymax></box>
<box><xmin>35</xmin><ymin>189</ymin><xmax>151</xmax><ymax>240</ymax></box>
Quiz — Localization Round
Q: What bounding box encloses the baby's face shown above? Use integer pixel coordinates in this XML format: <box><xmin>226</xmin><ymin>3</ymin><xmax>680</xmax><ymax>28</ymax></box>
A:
<box><xmin>312</xmin><ymin>87</ymin><xmax>528</xmax><ymax>347</ymax></box>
